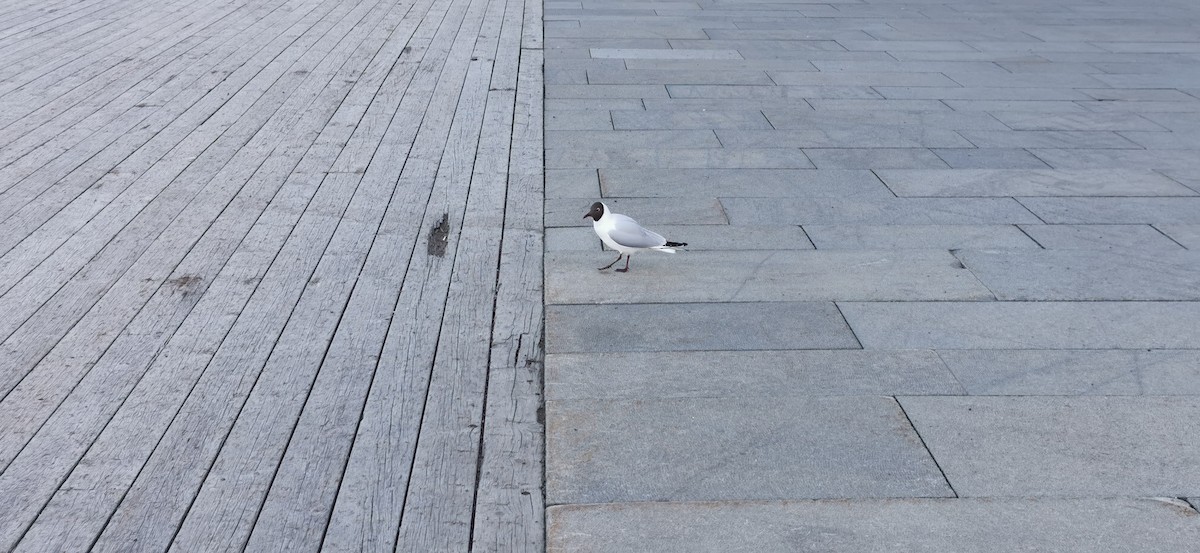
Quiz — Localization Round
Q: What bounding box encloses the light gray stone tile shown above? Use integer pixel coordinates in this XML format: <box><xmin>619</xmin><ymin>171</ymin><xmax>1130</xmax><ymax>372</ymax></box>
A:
<box><xmin>545</xmin><ymin>98</ymin><xmax>644</xmax><ymax>111</ymax></box>
<box><xmin>874</xmin><ymin>87</ymin><xmax>1092</xmax><ymax>101</ymax></box>
<box><xmin>931</xmin><ymin>149</ymin><xmax>1051</xmax><ymax>169</ymax></box>
<box><xmin>839</xmin><ymin>301</ymin><xmax>1200</xmax><ymax>349</ymax></box>
<box><xmin>641</xmin><ymin>98</ymin><xmax>813</xmax><ymax>111</ymax></box>
<box><xmin>547</xmin><ymin>147</ymin><xmax>814</xmax><ymax>169</ymax></box>
<box><xmin>938</xmin><ymin>349</ymin><xmax>1200</xmax><ymax>395</ymax></box>
<box><xmin>590</xmin><ymin>48</ymin><xmax>743</xmax><ymax>59</ymax></box>
<box><xmin>546</xmin><ymin>109</ymin><xmax>613</xmax><ymax>130</ymax></box>
<box><xmin>545</xmin><ymin>302</ymin><xmax>860</xmax><ymax>353</ymax></box>
<box><xmin>806</xmin><ymin>99</ymin><xmax>951</xmax><ymax>111</ymax></box>
<box><xmin>1156</xmin><ymin>225</ymin><xmax>1200</xmax><ymax>248</ymax></box>
<box><xmin>702</xmin><ymin>29</ymin><xmax>878</xmax><ymax>41</ymax></box>
<box><xmin>996</xmin><ymin>61</ymin><xmax>1100</xmax><ymax>73</ymax></box>
<box><xmin>805</xmin><ymin>225</ymin><xmax>1039</xmax><ymax>250</ymax></box>
<box><xmin>1120</xmin><ymin>130</ymin><xmax>1200</xmax><ymax>149</ymax></box>
<box><xmin>957</xmin><ymin>130</ymin><xmax>1140</xmax><ymax>149</ymax></box>
<box><xmin>723</xmin><ymin>197</ymin><xmax>1042</xmax><ymax>225</ymax></box>
<box><xmin>1077</xmin><ymin>88</ymin><xmax>1198</xmax><ymax>102</ymax></box>
<box><xmin>1028</xmin><ymin>149</ymin><xmax>1200</xmax><ymax>172</ymax></box>
<box><xmin>666</xmin><ymin>84</ymin><xmax>881</xmax><ymax>100</ymax></box>
<box><xmin>945</xmin><ymin>72</ymin><xmax>1107</xmax><ymax>88</ymax></box>
<box><xmin>546</xmin><ymin>396</ymin><xmax>951</xmax><ymax>503</ymax></box>
<box><xmin>669</xmin><ymin>39</ymin><xmax>847</xmax><ymax>52</ymax></box>
<box><xmin>718</xmin><ymin>128</ymin><xmax>972</xmax><ymax>149</ymax></box>
<box><xmin>1020</xmin><ymin>224</ymin><xmax>1185</xmax><ymax>251</ymax></box>
<box><xmin>548</xmin><ymin>498</ymin><xmax>1200</xmax><ymax>553</ymax></box>
<box><xmin>768</xmin><ymin>71</ymin><xmax>961</xmax><ymax>87</ymax></box>
<box><xmin>1093</xmin><ymin>73</ymin><xmax>1200</xmax><ymax>88</ymax></box>
<box><xmin>545</xmin><ymin>84</ymin><xmax>668</xmax><ymax>98</ymax></box>
<box><xmin>1082</xmin><ymin>101</ymin><xmax>1200</xmax><ymax>114</ymax></box>
<box><xmin>546</xmin><ymin>169</ymin><xmax>600</xmax><ymax>199</ymax></box>
<box><xmin>546</xmin><ymin>227</ymin><xmax>602</xmax><ymax>252</ymax></box>
<box><xmin>1095</xmin><ymin>42</ymin><xmax>1200</xmax><ymax>54</ymax></box>
<box><xmin>545</xmin><ymin>225</ymin><xmax>813</xmax><ymax>252</ymax></box>
<box><xmin>763</xmin><ymin>110</ymin><xmax>1011</xmax><ymax>131</ymax></box>
<box><xmin>1140</xmin><ymin>112</ymin><xmax>1200</xmax><ymax>132</ymax></box>
<box><xmin>989</xmin><ymin>111</ymin><xmax>1168</xmax><ymax>131</ymax></box>
<box><xmin>967</xmin><ymin>41</ymin><xmax>1107</xmax><ymax>53</ymax></box>
<box><xmin>545</xmin><ymin>350</ymin><xmax>963</xmax><ymax>400</ymax></box>
<box><xmin>1019</xmin><ymin>197</ymin><xmax>1200</xmax><ymax>224</ymax></box>
<box><xmin>545</xmin><ymin>67</ymin><xmax>589</xmax><ymax>84</ymax></box>
<box><xmin>803</xmin><ymin>148</ymin><xmax>950</xmax><ymax>169</ymax></box>
<box><xmin>956</xmin><ymin>249</ymin><xmax>1200</xmax><ymax>300</ymax></box>
<box><xmin>547</xmin><ymin>25</ymin><xmax>709</xmax><ymax>39</ymax></box>
<box><xmin>599</xmin><ymin>168</ymin><xmax>891</xmax><ymax>198</ymax></box>
<box><xmin>546</xmin><ymin>197</ymin><xmax>727</xmax><ymax>227</ymax></box>
<box><xmin>546</xmin><ymin>130</ymin><xmax>720</xmax><ymax>149</ymax></box>
<box><xmin>548</xmin><ymin>38</ymin><xmax>672</xmax><ymax>50</ymax></box>
<box><xmin>610</xmin><ymin>109</ymin><xmax>772</xmax><ymax>129</ymax></box>
<box><xmin>626</xmin><ymin>59</ymin><xmax>819</xmax><ymax>71</ymax></box>
<box><xmin>878</xmin><ymin>169</ymin><xmax>1191</xmax><ymax>197</ymax></box>
<box><xmin>836</xmin><ymin>40</ymin><xmax>977</xmax><ymax>52</ymax></box>
<box><xmin>546</xmin><ymin>250</ymin><xmax>995</xmax><ymax>304</ymax></box>
<box><xmin>900</xmin><ymin>396</ymin><xmax>1200</xmax><ymax>496</ymax></box>
<box><xmin>942</xmin><ymin>100</ymin><xmax>1088</xmax><ymax>112</ymax></box>
<box><xmin>810</xmin><ymin>60</ymin><xmax>1009</xmax><ymax>73</ymax></box>
<box><xmin>587</xmin><ymin>68</ymin><xmax>774</xmax><ymax>85</ymax></box>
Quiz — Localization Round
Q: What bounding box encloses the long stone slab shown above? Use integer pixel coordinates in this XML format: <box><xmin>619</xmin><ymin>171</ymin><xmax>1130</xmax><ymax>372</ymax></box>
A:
<box><xmin>938</xmin><ymin>349</ymin><xmax>1200</xmax><ymax>395</ymax></box>
<box><xmin>545</xmin><ymin>129</ymin><xmax>721</xmax><ymax>149</ymax></box>
<box><xmin>545</xmin><ymin>350</ymin><xmax>963</xmax><ymax>400</ymax></box>
<box><xmin>545</xmin><ymin>302</ymin><xmax>860</xmax><ymax>353</ymax></box>
<box><xmin>900</xmin><ymin>396</ymin><xmax>1200</xmax><ymax>496</ymax></box>
<box><xmin>546</xmin><ymin>225</ymin><xmax>813</xmax><ymax>252</ymax></box>
<box><xmin>805</xmin><ymin>225</ymin><xmax>1039</xmax><ymax>250</ymax></box>
<box><xmin>546</xmin><ymin>250</ymin><xmax>995</xmax><ymax>303</ymax></box>
<box><xmin>1018</xmin><ymin>197</ymin><xmax>1200</xmax><ymax>224</ymax></box>
<box><xmin>546</xmin><ymin>147</ymin><xmax>814</xmax><ymax>169</ymax></box>
<box><xmin>598</xmin><ymin>168</ymin><xmax>891</xmax><ymax>198</ymax></box>
<box><xmin>722</xmin><ymin>197</ymin><xmax>1042</xmax><ymax>225</ymax></box>
<box><xmin>610</xmin><ymin>109</ymin><xmax>772</xmax><ymax>129</ymax></box>
<box><xmin>546</xmin><ymin>396</ymin><xmax>952</xmax><ymax>504</ymax></box>
<box><xmin>877</xmin><ymin>169</ymin><xmax>1192</xmax><ymax>197</ymax></box>
<box><xmin>839</xmin><ymin>301</ymin><xmax>1200</xmax><ymax>349</ymax></box>
<box><xmin>956</xmin><ymin>249</ymin><xmax>1200</xmax><ymax>300</ymax></box>
<box><xmin>988</xmin><ymin>111</ymin><xmax>1169</xmax><ymax>131</ymax></box>
<box><xmin>1019</xmin><ymin>224</ymin><xmax>1184</xmax><ymax>251</ymax></box>
<box><xmin>958</xmin><ymin>130</ymin><xmax>1142</xmax><ymax>149</ymax></box>
<box><xmin>803</xmin><ymin>148</ymin><xmax>950</xmax><ymax>169</ymax></box>
<box><xmin>717</xmin><ymin>128</ymin><xmax>973</xmax><ymax>149</ymax></box>
<box><xmin>547</xmin><ymin>498</ymin><xmax>1200</xmax><ymax>553</ymax></box>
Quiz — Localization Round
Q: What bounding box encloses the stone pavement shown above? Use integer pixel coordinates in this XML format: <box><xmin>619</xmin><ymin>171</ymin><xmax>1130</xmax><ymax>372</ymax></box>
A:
<box><xmin>542</xmin><ymin>0</ymin><xmax>1200</xmax><ymax>550</ymax></box>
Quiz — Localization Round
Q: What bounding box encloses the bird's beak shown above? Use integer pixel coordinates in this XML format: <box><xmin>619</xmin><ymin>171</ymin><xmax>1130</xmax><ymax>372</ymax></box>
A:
<box><xmin>583</xmin><ymin>213</ymin><xmax>591</xmax><ymax>219</ymax></box>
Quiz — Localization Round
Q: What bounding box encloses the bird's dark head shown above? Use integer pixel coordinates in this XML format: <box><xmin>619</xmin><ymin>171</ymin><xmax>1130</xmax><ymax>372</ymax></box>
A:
<box><xmin>583</xmin><ymin>202</ymin><xmax>605</xmax><ymax>221</ymax></box>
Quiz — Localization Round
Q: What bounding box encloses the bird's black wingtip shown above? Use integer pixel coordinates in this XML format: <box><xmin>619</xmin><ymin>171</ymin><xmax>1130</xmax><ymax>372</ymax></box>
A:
<box><xmin>664</xmin><ymin>241</ymin><xmax>687</xmax><ymax>247</ymax></box>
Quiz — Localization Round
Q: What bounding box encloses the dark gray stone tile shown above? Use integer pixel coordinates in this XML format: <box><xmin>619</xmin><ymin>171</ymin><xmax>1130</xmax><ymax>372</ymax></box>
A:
<box><xmin>548</xmin><ymin>498</ymin><xmax>1200</xmax><ymax>553</ymax></box>
<box><xmin>546</xmin><ymin>302</ymin><xmax>860</xmax><ymax>353</ymax></box>
<box><xmin>545</xmin><ymin>350</ymin><xmax>963</xmax><ymax>400</ymax></box>
<box><xmin>546</xmin><ymin>250</ymin><xmax>995</xmax><ymax>303</ymax></box>
<box><xmin>805</xmin><ymin>225</ymin><xmax>1039</xmax><ymax>250</ymax></box>
<box><xmin>546</xmin><ymin>396</ymin><xmax>950</xmax><ymax>503</ymax></box>
<box><xmin>901</xmin><ymin>396</ymin><xmax>1200</xmax><ymax>496</ymax></box>
<box><xmin>939</xmin><ymin>349</ymin><xmax>1200</xmax><ymax>395</ymax></box>
<box><xmin>723</xmin><ymin>197</ymin><xmax>1043</xmax><ymax>225</ymax></box>
<box><xmin>877</xmin><ymin>169</ymin><xmax>1191</xmax><ymax>196</ymax></box>
<box><xmin>599</xmin><ymin>168</ymin><xmax>891</xmax><ymax>198</ymax></box>
<box><xmin>840</xmin><ymin>301</ymin><xmax>1200</xmax><ymax>349</ymax></box>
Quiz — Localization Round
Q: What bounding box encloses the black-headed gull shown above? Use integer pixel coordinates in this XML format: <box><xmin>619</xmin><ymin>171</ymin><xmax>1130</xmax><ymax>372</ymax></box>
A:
<box><xmin>583</xmin><ymin>202</ymin><xmax>687</xmax><ymax>272</ymax></box>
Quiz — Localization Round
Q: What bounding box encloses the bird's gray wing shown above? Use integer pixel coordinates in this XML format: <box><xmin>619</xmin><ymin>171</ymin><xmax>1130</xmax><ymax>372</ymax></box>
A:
<box><xmin>607</xmin><ymin>214</ymin><xmax>667</xmax><ymax>248</ymax></box>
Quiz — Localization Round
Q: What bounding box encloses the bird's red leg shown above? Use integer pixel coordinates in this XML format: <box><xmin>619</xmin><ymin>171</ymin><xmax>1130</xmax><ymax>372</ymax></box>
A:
<box><xmin>615</xmin><ymin>256</ymin><xmax>631</xmax><ymax>273</ymax></box>
<box><xmin>598</xmin><ymin>254</ymin><xmax>622</xmax><ymax>270</ymax></box>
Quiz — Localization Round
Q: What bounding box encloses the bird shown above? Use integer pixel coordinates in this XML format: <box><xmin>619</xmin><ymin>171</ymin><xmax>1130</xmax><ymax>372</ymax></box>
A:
<box><xmin>583</xmin><ymin>202</ymin><xmax>687</xmax><ymax>272</ymax></box>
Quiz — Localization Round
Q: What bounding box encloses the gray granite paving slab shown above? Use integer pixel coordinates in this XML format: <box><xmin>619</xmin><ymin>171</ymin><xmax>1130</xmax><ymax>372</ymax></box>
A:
<box><xmin>609</xmin><ymin>109</ymin><xmax>772</xmax><ymax>129</ymax></box>
<box><xmin>839</xmin><ymin>301</ymin><xmax>1200</xmax><ymax>349</ymax></box>
<box><xmin>803</xmin><ymin>148</ymin><xmax>949</xmax><ymax>169</ymax></box>
<box><xmin>805</xmin><ymin>225</ymin><xmax>1039</xmax><ymax>250</ymax></box>
<box><xmin>546</xmin><ymin>169</ymin><xmax>600</xmax><ymax>199</ymax></box>
<box><xmin>669</xmin><ymin>39</ymin><xmax>847</xmax><ymax>52</ymax></box>
<box><xmin>702</xmin><ymin>29</ymin><xmax>877</xmax><ymax>42</ymax></box>
<box><xmin>762</xmin><ymin>110</ymin><xmax>1011</xmax><ymax>131</ymax></box>
<box><xmin>546</xmin><ymin>130</ymin><xmax>720</xmax><ymax>149</ymax></box>
<box><xmin>549</xmin><ymin>38</ymin><xmax>672</xmax><ymax>50</ymax></box>
<box><xmin>1078</xmin><ymin>89</ymin><xmax>1197</xmax><ymax>102</ymax></box>
<box><xmin>546</xmin><ymin>98</ymin><xmax>644</xmax><ymax>110</ymax></box>
<box><xmin>956</xmin><ymin>249</ymin><xmax>1200</xmax><ymax>300</ymax></box>
<box><xmin>810</xmin><ymin>60</ymin><xmax>1009</xmax><ymax>74</ymax></box>
<box><xmin>546</xmin><ymin>250</ymin><xmax>995</xmax><ymax>304</ymax></box>
<box><xmin>1138</xmin><ymin>112</ymin><xmax>1200</xmax><ymax>132</ymax></box>
<box><xmin>545</xmin><ymin>84</ymin><xmax>668</xmax><ymax>98</ymax></box>
<box><xmin>1120</xmin><ymin>130</ymin><xmax>1200</xmax><ymax>149</ymax></box>
<box><xmin>1019</xmin><ymin>197</ymin><xmax>1200</xmax><ymax>224</ymax></box>
<box><xmin>623</xmin><ymin>59</ymin><xmax>820</xmax><ymax>71</ymax></box>
<box><xmin>545</xmin><ymin>302</ymin><xmax>860</xmax><ymax>353</ymax></box>
<box><xmin>642</xmin><ymin>98</ymin><xmax>814</xmax><ymax>111</ymax></box>
<box><xmin>545</xmin><ymin>68</ymin><xmax>589</xmax><ymax>84</ymax></box>
<box><xmin>836</xmin><ymin>40</ymin><xmax>977</xmax><ymax>52</ymax></box>
<box><xmin>1083</xmin><ymin>101</ymin><xmax>1200</xmax><ymax>114</ymax></box>
<box><xmin>545</xmin><ymin>197</ymin><xmax>727</xmax><ymax>227</ymax></box>
<box><xmin>768</xmin><ymin>71</ymin><xmax>960</xmax><ymax>87</ymax></box>
<box><xmin>547</xmin><ymin>147</ymin><xmax>813</xmax><ymax>169</ymax></box>
<box><xmin>945</xmin><ymin>72</ymin><xmax>1108</xmax><ymax>88</ymax></box>
<box><xmin>1030</xmin><ymin>149</ymin><xmax>1200</xmax><ymax>172</ymax></box>
<box><xmin>1157</xmin><ymin>225</ymin><xmax>1200</xmax><ymax>248</ymax></box>
<box><xmin>545</xmin><ymin>350</ymin><xmax>963</xmax><ymax>400</ymax></box>
<box><xmin>805</xmin><ymin>99</ymin><xmax>951</xmax><ymax>112</ymax></box>
<box><xmin>877</xmin><ymin>169</ymin><xmax>1191</xmax><ymax>197</ymax></box>
<box><xmin>547</xmin><ymin>225</ymin><xmax>812</xmax><ymax>252</ymax></box>
<box><xmin>717</xmin><ymin>128</ymin><xmax>972</xmax><ymax>149</ymax></box>
<box><xmin>942</xmin><ymin>100</ymin><xmax>1087</xmax><ymax>112</ymax></box>
<box><xmin>587</xmin><ymin>68</ymin><xmax>773</xmax><ymax>85</ymax></box>
<box><xmin>938</xmin><ymin>349</ymin><xmax>1200</xmax><ymax>396</ymax></box>
<box><xmin>957</xmin><ymin>130</ymin><xmax>1141</xmax><ymax>149</ymax></box>
<box><xmin>1093</xmin><ymin>73</ymin><xmax>1200</xmax><ymax>88</ymax></box>
<box><xmin>590</xmin><ymin>48</ymin><xmax>743</xmax><ymax>59</ymax></box>
<box><xmin>546</xmin><ymin>396</ymin><xmax>951</xmax><ymax>504</ymax></box>
<box><xmin>966</xmin><ymin>41</ymin><xmax>1107</xmax><ymax>53</ymax></box>
<box><xmin>931</xmin><ymin>149</ymin><xmax>1050</xmax><ymax>169</ymax></box>
<box><xmin>1019</xmin><ymin>224</ymin><xmax>1184</xmax><ymax>251</ymax></box>
<box><xmin>546</xmin><ymin>110</ymin><xmax>613</xmax><ymax>130</ymax></box>
<box><xmin>599</xmin><ymin>168</ymin><xmax>891</xmax><ymax>198</ymax></box>
<box><xmin>900</xmin><ymin>396</ymin><xmax>1200</xmax><ymax>496</ymax></box>
<box><xmin>722</xmin><ymin>197</ymin><xmax>1042</xmax><ymax>225</ymax></box>
<box><xmin>547</xmin><ymin>498</ymin><xmax>1200</xmax><ymax>553</ymax></box>
<box><xmin>989</xmin><ymin>111</ymin><xmax>1169</xmax><ymax>131</ymax></box>
<box><xmin>874</xmin><ymin>86</ymin><xmax>1092</xmax><ymax>101</ymax></box>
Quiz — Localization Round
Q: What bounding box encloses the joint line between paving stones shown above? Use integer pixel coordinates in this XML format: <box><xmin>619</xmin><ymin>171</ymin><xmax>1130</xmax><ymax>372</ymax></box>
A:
<box><xmin>947</xmin><ymin>249</ymin><xmax>999</xmax><ymax>301</ymax></box>
<box><xmin>831</xmin><ymin>301</ymin><xmax>864</xmax><ymax>350</ymax></box>
<box><xmin>894</xmin><ymin>396</ymin><xmax>958</xmax><ymax>499</ymax></box>
<box><xmin>1014</xmin><ymin>224</ymin><xmax>1047</xmax><ymax>249</ymax></box>
<box><xmin>931</xmin><ymin>350</ymin><xmax>970</xmax><ymax>396</ymax></box>
<box><xmin>1010</xmin><ymin>196</ymin><xmax>1049</xmax><ymax>225</ymax></box>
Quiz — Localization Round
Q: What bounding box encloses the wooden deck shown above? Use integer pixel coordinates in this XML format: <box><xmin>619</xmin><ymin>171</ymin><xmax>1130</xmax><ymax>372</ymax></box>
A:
<box><xmin>0</xmin><ymin>0</ymin><xmax>544</xmax><ymax>550</ymax></box>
